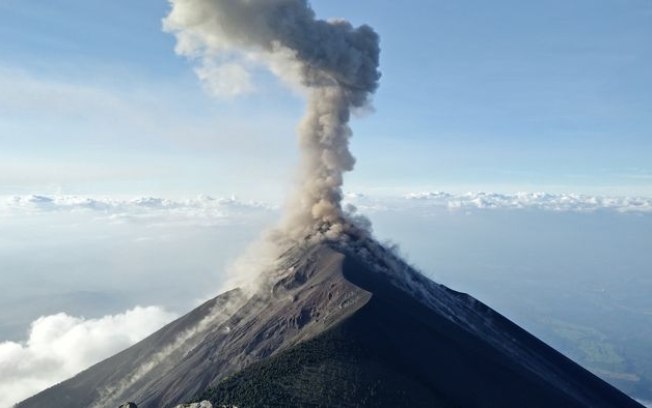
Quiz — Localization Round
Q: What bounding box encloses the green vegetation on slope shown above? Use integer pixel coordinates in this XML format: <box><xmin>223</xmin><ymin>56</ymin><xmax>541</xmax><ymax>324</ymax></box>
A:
<box><xmin>196</xmin><ymin>323</ymin><xmax>456</xmax><ymax>408</ymax></box>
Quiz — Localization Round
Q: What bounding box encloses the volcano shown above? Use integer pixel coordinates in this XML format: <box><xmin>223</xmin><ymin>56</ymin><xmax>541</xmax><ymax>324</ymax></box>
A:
<box><xmin>17</xmin><ymin>235</ymin><xmax>643</xmax><ymax>408</ymax></box>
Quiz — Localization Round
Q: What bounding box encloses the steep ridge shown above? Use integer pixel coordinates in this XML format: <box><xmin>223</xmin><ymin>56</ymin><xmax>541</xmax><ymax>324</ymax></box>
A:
<box><xmin>338</xmin><ymin>239</ymin><xmax>642</xmax><ymax>407</ymax></box>
<box><xmin>17</xmin><ymin>237</ymin><xmax>644</xmax><ymax>408</ymax></box>
<box><xmin>198</xmin><ymin>239</ymin><xmax>642</xmax><ymax>407</ymax></box>
<box><xmin>17</xmin><ymin>243</ymin><xmax>372</xmax><ymax>408</ymax></box>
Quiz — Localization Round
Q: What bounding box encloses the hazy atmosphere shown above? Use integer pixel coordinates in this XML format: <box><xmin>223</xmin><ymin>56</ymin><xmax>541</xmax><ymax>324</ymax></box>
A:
<box><xmin>1</xmin><ymin>1</ymin><xmax>651</xmax><ymax>407</ymax></box>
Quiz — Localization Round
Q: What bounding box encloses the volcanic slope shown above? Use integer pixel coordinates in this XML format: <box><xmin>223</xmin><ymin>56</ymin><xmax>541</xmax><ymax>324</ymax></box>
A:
<box><xmin>17</xmin><ymin>237</ymin><xmax>643</xmax><ymax>408</ymax></box>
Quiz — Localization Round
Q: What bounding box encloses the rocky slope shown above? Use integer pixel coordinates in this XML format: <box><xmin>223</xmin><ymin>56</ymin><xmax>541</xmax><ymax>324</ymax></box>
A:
<box><xmin>18</xmin><ymin>236</ymin><xmax>644</xmax><ymax>408</ymax></box>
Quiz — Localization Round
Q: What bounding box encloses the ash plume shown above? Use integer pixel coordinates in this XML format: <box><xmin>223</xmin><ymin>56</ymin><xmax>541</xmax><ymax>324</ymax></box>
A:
<box><xmin>84</xmin><ymin>8</ymin><xmax>381</xmax><ymax>403</ymax></box>
<box><xmin>164</xmin><ymin>0</ymin><xmax>381</xmax><ymax>240</ymax></box>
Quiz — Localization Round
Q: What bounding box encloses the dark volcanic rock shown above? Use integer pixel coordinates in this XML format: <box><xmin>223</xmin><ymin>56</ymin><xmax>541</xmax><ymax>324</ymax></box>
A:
<box><xmin>18</xmin><ymin>238</ymin><xmax>644</xmax><ymax>408</ymax></box>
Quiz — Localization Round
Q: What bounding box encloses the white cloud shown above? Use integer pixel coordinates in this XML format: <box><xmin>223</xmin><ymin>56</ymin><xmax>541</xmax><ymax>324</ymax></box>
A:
<box><xmin>0</xmin><ymin>307</ymin><xmax>176</xmax><ymax>408</ymax></box>
<box><xmin>345</xmin><ymin>191</ymin><xmax>652</xmax><ymax>214</ymax></box>
<box><xmin>0</xmin><ymin>195</ymin><xmax>277</xmax><ymax>227</ymax></box>
<box><xmin>3</xmin><ymin>192</ymin><xmax>651</xmax><ymax>220</ymax></box>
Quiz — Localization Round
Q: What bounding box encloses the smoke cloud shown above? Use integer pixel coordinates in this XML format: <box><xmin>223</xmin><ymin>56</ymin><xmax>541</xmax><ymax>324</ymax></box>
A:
<box><xmin>163</xmin><ymin>0</ymin><xmax>381</xmax><ymax>240</ymax></box>
<box><xmin>59</xmin><ymin>6</ymin><xmax>381</xmax><ymax>405</ymax></box>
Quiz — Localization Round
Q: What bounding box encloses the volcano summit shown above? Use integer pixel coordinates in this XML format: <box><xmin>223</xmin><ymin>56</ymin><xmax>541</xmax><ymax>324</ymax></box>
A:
<box><xmin>18</xmin><ymin>233</ymin><xmax>643</xmax><ymax>408</ymax></box>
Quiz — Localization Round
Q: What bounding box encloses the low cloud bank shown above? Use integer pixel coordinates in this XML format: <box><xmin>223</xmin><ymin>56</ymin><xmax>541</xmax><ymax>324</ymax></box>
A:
<box><xmin>2</xmin><ymin>192</ymin><xmax>651</xmax><ymax>219</ymax></box>
<box><xmin>345</xmin><ymin>192</ymin><xmax>652</xmax><ymax>214</ymax></box>
<box><xmin>0</xmin><ymin>195</ymin><xmax>276</xmax><ymax>228</ymax></box>
<box><xmin>1</xmin><ymin>194</ymin><xmax>274</xmax><ymax>214</ymax></box>
<box><xmin>0</xmin><ymin>307</ymin><xmax>176</xmax><ymax>408</ymax></box>
<box><xmin>402</xmin><ymin>191</ymin><xmax>652</xmax><ymax>213</ymax></box>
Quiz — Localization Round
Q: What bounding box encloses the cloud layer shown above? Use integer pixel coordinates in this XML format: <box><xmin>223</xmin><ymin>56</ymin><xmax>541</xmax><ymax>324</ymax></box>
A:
<box><xmin>2</xmin><ymin>192</ymin><xmax>650</xmax><ymax>220</ymax></box>
<box><xmin>0</xmin><ymin>307</ymin><xmax>176</xmax><ymax>408</ymax></box>
<box><xmin>399</xmin><ymin>191</ymin><xmax>652</xmax><ymax>213</ymax></box>
<box><xmin>0</xmin><ymin>195</ymin><xmax>276</xmax><ymax>227</ymax></box>
<box><xmin>346</xmin><ymin>192</ymin><xmax>652</xmax><ymax>215</ymax></box>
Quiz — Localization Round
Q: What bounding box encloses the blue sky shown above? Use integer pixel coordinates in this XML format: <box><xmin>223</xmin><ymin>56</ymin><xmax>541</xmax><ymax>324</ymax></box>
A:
<box><xmin>1</xmin><ymin>0</ymin><xmax>651</xmax><ymax>198</ymax></box>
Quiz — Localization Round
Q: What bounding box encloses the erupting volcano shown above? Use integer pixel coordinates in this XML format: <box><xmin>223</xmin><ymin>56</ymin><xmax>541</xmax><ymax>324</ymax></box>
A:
<box><xmin>16</xmin><ymin>1</ymin><xmax>645</xmax><ymax>407</ymax></box>
<box><xmin>17</xmin><ymin>235</ymin><xmax>643</xmax><ymax>408</ymax></box>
